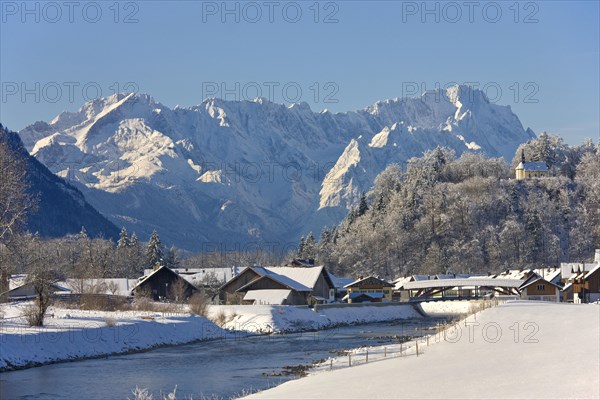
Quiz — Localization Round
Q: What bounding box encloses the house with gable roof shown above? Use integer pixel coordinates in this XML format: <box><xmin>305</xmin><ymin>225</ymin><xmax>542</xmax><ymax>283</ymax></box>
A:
<box><xmin>219</xmin><ymin>265</ymin><xmax>336</xmax><ymax>305</ymax></box>
<box><xmin>561</xmin><ymin>249</ymin><xmax>600</xmax><ymax>303</ymax></box>
<box><xmin>343</xmin><ymin>276</ymin><xmax>394</xmax><ymax>303</ymax></box>
<box><xmin>519</xmin><ymin>274</ymin><xmax>561</xmax><ymax>302</ymax></box>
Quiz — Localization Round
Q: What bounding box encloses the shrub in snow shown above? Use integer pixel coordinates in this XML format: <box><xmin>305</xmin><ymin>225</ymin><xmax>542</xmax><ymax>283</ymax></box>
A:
<box><xmin>130</xmin><ymin>387</ymin><xmax>153</xmax><ymax>400</ymax></box>
<box><xmin>130</xmin><ymin>386</ymin><xmax>193</xmax><ymax>400</ymax></box>
<box><xmin>189</xmin><ymin>293</ymin><xmax>209</xmax><ymax>317</ymax></box>
<box><xmin>212</xmin><ymin>310</ymin><xmax>228</xmax><ymax>327</ymax></box>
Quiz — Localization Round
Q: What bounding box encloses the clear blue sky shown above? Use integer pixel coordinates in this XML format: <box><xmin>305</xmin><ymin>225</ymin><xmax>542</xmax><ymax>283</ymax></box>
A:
<box><xmin>1</xmin><ymin>1</ymin><xmax>598</xmax><ymax>144</ymax></box>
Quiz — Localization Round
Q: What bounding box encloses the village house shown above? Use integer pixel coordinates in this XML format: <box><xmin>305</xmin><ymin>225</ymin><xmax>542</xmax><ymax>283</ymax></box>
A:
<box><xmin>143</xmin><ymin>267</ymin><xmax>238</xmax><ymax>288</ymax></box>
<box><xmin>1</xmin><ymin>280</ymin><xmax>69</xmax><ymax>301</ymax></box>
<box><xmin>219</xmin><ymin>265</ymin><xmax>336</xmax><ymax>305</ymax></box>
<box><xmin>519</xmin><ymin>275</ymin><xmax>561</xmax><ymax>302</ymax></box>
<box><xmin>132</xmin><ymin>266</ymin><xmax>198</xmax><ymax>301</ymax></box>
<box><xmin>515</xmin><ymin>150</ymin><xmax>549</xmax><ymax>180</ymax></box>
<box><xmin>343</xmin><ymin>276</ymin><xmax>394</xmax><ymax>303</ymax></box>
<box><xmin>561</xmin><ymin>250</ymin><xmax>600</xmax><ymax>303</ymax></box>
<box><xmin>1</xmin><ymin>274</ymin><xmax>141</xmax><ymax>304</ymax></box>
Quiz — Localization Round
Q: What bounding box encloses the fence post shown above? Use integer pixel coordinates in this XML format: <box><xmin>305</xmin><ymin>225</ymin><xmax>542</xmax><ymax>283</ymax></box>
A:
<box><xmin>384</xmin><ymin>347</ymin><xmax>387</xmax><ymax>358</ymax></box>
<box><xmin>427</xmin><ymin>335</ymin><xmax>429</xmax><ymax>346</ymax></box>
<box><xmin>349</xmin><ymin>353</ymin><xmax>352</xmax><ymax>367</ymax></box>
<box><xmin>366</xmin><ymin>350</ymin><xmax>369</xmax><ymax>363</ymax></box>
<box><xmin>330</xmin><ymin>359</ymin><xmax>333</xmax><ymax>371</ymax></box>
<box><xmin>416</xmin><ymin>340</ymin><xmax>419</xmax><ymax>357</ymax></box>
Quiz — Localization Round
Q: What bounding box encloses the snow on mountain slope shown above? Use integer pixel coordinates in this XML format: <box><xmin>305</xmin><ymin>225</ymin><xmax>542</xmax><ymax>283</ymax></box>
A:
<box><xmin>19</xmin><ymin>86</ymin><xmax>535</xmax><ymax>250</ymax></box>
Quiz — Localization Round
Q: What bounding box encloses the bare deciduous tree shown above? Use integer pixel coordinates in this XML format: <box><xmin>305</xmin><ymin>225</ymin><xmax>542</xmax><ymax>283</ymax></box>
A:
<box><xmin>167</xmin><ymin>277</ymin><xmax>189</xmax><ymax>303</ymax></box>
<box><xmin>0</xmin><ymin>128</ymin><xmax>36</xmax><ymax>243</ymax></box>
<box><xmin>25</xmin><ymin>264</ymin><xmax>63</xmax><ymax>326</ymax></box>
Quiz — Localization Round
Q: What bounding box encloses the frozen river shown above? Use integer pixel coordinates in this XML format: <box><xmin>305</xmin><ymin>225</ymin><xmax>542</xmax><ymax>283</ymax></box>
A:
<box><xmin>1</xmin><ymin>318</ymin><xmax>445</xmax><ymax>399</ymax></box>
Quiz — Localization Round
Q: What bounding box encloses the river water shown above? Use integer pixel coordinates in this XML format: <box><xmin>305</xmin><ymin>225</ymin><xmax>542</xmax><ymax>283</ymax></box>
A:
<box><xmin>1</xmin><ymin>318</ymin><xmax>445</xmax><ymax>400</ymax></box>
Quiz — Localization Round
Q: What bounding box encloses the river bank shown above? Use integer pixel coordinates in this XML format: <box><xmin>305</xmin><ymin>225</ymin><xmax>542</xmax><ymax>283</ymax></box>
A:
<box><xmin>0</xmin><ymin>300</ymin><xmax>476</xmax><ymax>372</ymax></box>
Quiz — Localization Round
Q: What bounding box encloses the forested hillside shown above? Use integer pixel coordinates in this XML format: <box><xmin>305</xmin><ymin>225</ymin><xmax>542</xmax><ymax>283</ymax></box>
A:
<box><xmin>0</xmin><ymin>124</ymin><xmax>119</xmax><ymax>240</ymax></box>
<box><xmin>304</xmin><ymin>134</ymin><xmax>600</xmax><ymax>279</ymax></box>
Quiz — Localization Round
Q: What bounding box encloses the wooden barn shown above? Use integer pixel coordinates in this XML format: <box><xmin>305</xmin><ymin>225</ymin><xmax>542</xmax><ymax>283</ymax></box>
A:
<box><xmin>132</xmin><ymin>266</ymin><xmax>198</xmax><ymax>301</ymax></box>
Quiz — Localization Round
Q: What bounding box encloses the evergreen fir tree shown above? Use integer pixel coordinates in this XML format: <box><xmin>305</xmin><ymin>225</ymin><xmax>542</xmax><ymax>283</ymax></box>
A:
<box><xmin>303</xmin><ymin>232</ymin><xmax>317</xmax><ymax>259</ymax></box>
<box><xmin>127</xmin><ymin>232</ymin><xmax>142</xmax><ymax>277</ymax></box>
<box><xmin>146</xmin><ymin>230</ymin><xmax>164</xmax><ymax>268</ymax></box>
<box><xmin>164</xmin><ymin>245</ymin><xmax>179</xmax><ymax>269</ymax></box>
<box><xmin>297</xmin><ymin>236</ymin><xmax>306</xmax><ymax>257</ymax></box>
<box><xmin>358</xmin><ymin>193</ymin><xmax>369</xmax><ymax>216</ymax></box>
<box><xmin>129</xmin><ymin>232</ymin><xmax>139</xmax><ymax>247</ymax></box>
<box><xmin>319</xmin><ymin>226</ymin><xmax>331</xmax><ymax>244</ymax></box>
<box><xmin>117</xmin><ymin>227</ymin><xmax>129</xmax><ymax>249</ymax></box>
<box><xmin>78</xmin><ymin>226</ymin><xmax>88</xmax><ymax>240</ymax></box>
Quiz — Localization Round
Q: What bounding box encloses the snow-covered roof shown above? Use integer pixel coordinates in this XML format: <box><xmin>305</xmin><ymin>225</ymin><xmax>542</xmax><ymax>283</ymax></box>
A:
<box><xmin>519</xmin><ymin>277</ymin><xmax>561</xmax><ymax>290</ymax></box>
<box><xmin>344</xmin><ymin>276</ymin><xmax>393</xmax><ymax>288</ymax></box>
<box><xmin>492</xmin><ymin>269</ymin><xmax>530</xmax><ymax>280</ymax></box>
<box><xmin>327</xmin><ymin>272</ymin><xmax>354</xmax><ymax>290</ymax></box>
<box><xmin>516</xmin><ymin>161</ymin><xmax>548</xmax><ymax>171</ymax></box>
<box><xmin>243</xmin><ymin>289</ymin><xmax>292</xmax><ymax>305</ymax></box>
<box><xmin>143</xmin><ymin>267</ymin><xmax>235</xmax><ymax>284</ymax></box>
<box><xmin>402</xmin><ymin>278</ymin><xmax>523</xmax><ymax>290</ymax></box>
<box><xmin>238</xmin><ymin>266</ymin><xmax>327</xmax><ymax>292</ymax></box>
<box><xmin>133</xmin><ymin>266</ymin><xmax>178</xmax><ymax>290</ymax></box>
<box><xmin>393</xmin><ymin>276</ymin><xmax>413</xmax><ymax>290</ymax></box>
<box><xmin>8</xmin><ymin>274</ymin><xmax>27</xmax><ymax>290</ymax></box>
<box><xmin>179</xmin><ymin>269</ymin><xmax>234</xmax><ymax>285</ymax></box>
<box><xmin>561</xmin><ymin>263</ymin><xmax>597</xmax><ymax>280</ymax></box>
<box><xmin>61</xmin><ymin>279</ymin><xmax>139</xmax><ymax>296</ymax></box>
<box><xmin>584</xmin><ymin>263</ymin><xmax>600</xmax><ymax>279</ymax></box>
<box><xmin>532</xmin><ymin>268</ymin><xmax>562</xmax><ymax>283</ymax></box>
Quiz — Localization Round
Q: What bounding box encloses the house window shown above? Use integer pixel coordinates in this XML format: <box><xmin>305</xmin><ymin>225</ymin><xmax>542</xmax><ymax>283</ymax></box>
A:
<box><xmin>536</xmin><ymin>284</ymin><xmax>545</xmax><ymax>291</ymax></box>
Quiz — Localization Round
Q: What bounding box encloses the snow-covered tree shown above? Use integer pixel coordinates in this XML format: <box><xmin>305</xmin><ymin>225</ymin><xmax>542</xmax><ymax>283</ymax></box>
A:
<box><xmin>0</xmin><ymin>126</ymin><xmax>37</xmax><ymax>243</ymax></box>
<box><xmin>146</xmin><ymin>230</ymin><xmax>164</xmax><ymax>268</ymax></box>
<box><xmin>117</xmin><ymin>227</ymin><xmax>129</xmax><ymax>249</ymax></box>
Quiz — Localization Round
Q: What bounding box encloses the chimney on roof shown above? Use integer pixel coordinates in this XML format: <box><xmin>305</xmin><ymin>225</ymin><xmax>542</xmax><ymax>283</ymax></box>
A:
<box><xmin>308</xmin><ymin>258</ymin><xmax>315</xmax><ymax>266</ymax></box>
<box><xmin>595</xmin><ymin>249</ymin><xmax>600</xmax><ymax>264</ymax></box>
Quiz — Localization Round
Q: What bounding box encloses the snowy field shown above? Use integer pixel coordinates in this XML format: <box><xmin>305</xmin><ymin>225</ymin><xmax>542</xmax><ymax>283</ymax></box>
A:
<box><xmin>245</xmin><ymin>301</ymin><xmax>600</xmax><ymax>400</ymax></box>
<box><xmin>0</xmin><ymin>302</ymin><xmax>227</xmax><ymax>370</ymax></box>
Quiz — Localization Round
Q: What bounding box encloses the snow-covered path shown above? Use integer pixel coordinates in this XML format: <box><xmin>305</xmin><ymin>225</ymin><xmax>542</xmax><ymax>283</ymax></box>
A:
<box><xmin>245</xmin><ymin>301</ymin><xmax>600</xmax><ymax>400</ymax></box>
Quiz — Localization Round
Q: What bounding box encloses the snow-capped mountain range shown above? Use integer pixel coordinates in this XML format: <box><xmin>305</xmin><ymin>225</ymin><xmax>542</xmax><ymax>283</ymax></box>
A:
<box><xmin>19</xmin><ymin>85</ymin><xmax>535</xmax><ymax>250</ymax></box>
